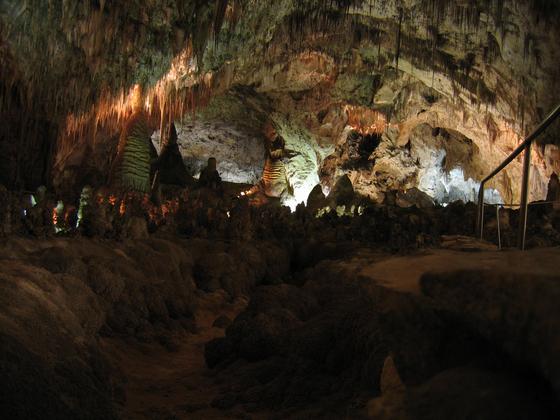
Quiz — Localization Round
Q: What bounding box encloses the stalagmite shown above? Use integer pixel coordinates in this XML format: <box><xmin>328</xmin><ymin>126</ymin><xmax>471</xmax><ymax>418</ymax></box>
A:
<box><xmin>1</xmin><ymin>1</ymin><xmax>560</xmax><ymax>419</ymax></box>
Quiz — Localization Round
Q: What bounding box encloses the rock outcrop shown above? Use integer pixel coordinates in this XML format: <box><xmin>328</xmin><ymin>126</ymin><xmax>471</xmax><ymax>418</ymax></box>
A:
<box><xmin>205</xmin><ymin>258</ymin><xmax>558</xmax><ymax>418</ymax></box>
<box><xmin>421</xmin><ymin>269</ymin><xmax>560</xmax><ymax>400</ymax></box>
<box><xmin>0</xmin><ymin>236</ymin><xmax>290</xmax><ymax>419</ymax></box>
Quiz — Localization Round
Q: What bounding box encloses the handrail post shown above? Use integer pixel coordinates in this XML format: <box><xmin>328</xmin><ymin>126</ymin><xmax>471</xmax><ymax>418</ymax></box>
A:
<box><xmin>476</xmin><ymin>182</ymin><xmax>485</xmax><ymax>239</ymax></box>
<box><xmin>518</xmin><ymin>143</ymin><xmax>532</xmax><ymax>250</ymax></box>
<box><xmin>496</xmin><ymin>205</ymin><xmax>501</xmax><ymax>250</ymax></box>
<box><xmin>473</xmin><ymin>103</ymin><xmax>560</xmax><ymax>247</ymax></box>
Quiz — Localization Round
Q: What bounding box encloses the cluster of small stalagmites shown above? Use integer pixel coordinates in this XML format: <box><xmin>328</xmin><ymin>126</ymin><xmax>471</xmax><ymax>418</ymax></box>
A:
<box><xmin>0</xmin><ymin>179</ymin><xmax>294</xmax><ymax>243</ymax></box>
<box><xmin>0</xmin><ymin>181</ymin><xmax>493</xmax><ymax>247</ymax></box>
<box><xmin>0</xmin><ymin>185</ymin><xmax>59</xmax><ymax>237</ymax></box>
<box><xmin>294</xmin><ymin>176</ymin><xmax>560</xmax><ymax>252</ymax></box>
<box><xmin>1</xmin><ymin>178</ymin><xmax>559</xmax><ymax>251</ymax></box>
<box><xmin>75</xmin><ymin>186</ymin><xmax>182</xmax><ymax>239</ymax></box>
<box><xmin>0</xmin><ymin>183</ymin><xmax>169</xmax><ymax>239</ymax></box>
<box><xmin>0</xmin><ymin>178</ymin><xmax>248</xmax><ymax>240</ymax></box>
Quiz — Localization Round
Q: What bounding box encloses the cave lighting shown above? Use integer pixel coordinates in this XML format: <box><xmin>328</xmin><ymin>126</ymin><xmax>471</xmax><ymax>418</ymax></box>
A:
<box><xmin>51</xmin><ymin>207</ymin><xmax>57</xmax><ymax>227</ymax></box>
<box><xmin>345</xmin><ymin>105</ymin><xmax>387</xmax><ymax>135</ymax></box>
<box><xmin>119</xmin><ymin>200</ymin><xmax>126</xmax><ymax>216</ymax></box>
<box><xmin>56</xmin><ymin>43</ymin><xmax>211</xmax><ymax>176</ymax></box>
<box><xmin>53</xmin><ymin>201</ymin><xmax>65</xmax><ymax>233</ymax></box>
<box><xmin>282</xmin><ymin>177</ymin><xmax>321</xmax><ymax>212</ymax></box>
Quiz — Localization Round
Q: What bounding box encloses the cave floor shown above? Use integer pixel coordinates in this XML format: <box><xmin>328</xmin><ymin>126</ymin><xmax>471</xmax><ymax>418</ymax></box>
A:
<box><xmin>96</xmin><ymin>243</ymin><xmax>560</xmax><ymax>420</ymax></box>
<box><xmin>101</xmin><ymin>291</ymin><xmax>255</xmax><ymax>420</ymax></box>
<box><xmin>1</xmin><ymin>235</ymin><xmax>558</xmax><ymax>419</ymax></box>
<box><xmin>345</xmin><ymin>245</ymin><xmax>560</xmax><ymax>295</ymax></box>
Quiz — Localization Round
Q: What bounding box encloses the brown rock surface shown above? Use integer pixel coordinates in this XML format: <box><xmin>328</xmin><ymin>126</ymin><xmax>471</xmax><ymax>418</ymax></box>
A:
<box><xmin>0</xmin><ymin>235</ymin><xmax>290</xmax><ymax>419</ymax></box>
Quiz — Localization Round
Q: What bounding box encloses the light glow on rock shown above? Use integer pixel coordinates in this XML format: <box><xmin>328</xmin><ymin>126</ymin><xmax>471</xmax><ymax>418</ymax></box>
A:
<box><xmin>419</xmin><ymin>165</ymin><xmax>502</xmax><ymax>205</ymax></box>
<box><xmin>282</xmin><ymin>173</ymin><xmax>320</xmax><ymax>211</ymax></box>
<box><xmin>345</xmin><ymin>106</ymin><xmax>387</xmax><ymax>135</ymax></box>
<box><xmin>274</xmin><ymin>118</ymin><xmax>322</xmax><ymax>212</ymax></box>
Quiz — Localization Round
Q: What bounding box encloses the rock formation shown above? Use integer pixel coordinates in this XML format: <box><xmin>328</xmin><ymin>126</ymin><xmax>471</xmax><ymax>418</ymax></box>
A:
<box><xmin>1</xmin><ymin>1</ymin><xmax>560</xmax><ymax>418</ymax></box>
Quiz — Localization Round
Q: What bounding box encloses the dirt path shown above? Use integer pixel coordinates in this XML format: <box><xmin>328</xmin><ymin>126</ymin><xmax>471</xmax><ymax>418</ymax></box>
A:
<box><xmin>101</xmin><ymin>291</ymin><xmax>255</xmax><ymax>420</ymax></box>
<box><xmin>99</xmin><ymin>246</ymin><xmax>560</xmax><ymax>419</ymax></box>
<box><xmin>348</xmin><ymin>247</ymin><xmax>560</xmax><ymax>295</ymax></box>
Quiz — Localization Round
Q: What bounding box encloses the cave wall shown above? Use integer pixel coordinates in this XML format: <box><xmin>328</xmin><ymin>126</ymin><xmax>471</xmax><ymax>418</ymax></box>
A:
<box><xmin>0</xmin><ymin>50</ymin><xmax>57</xmax><ymax>190</ymax></box>
<box><xmin>203</xmin><ymin>0</ymin><xmax>560</xmax><ymax>205</ymax></box>
<box><xmin>152</xmin><ymin>120</ymin><xmax>265</xmax><ymax>185</ymax></box>
<box><xmin>1</xmin><ymin>0</ymin><xmax>559</xmax><ymax>205</ymax></box>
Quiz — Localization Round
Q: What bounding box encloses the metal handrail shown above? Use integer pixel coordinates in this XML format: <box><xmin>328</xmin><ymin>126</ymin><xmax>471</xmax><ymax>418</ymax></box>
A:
<box><xmin>476</xmin><ymin>103</ymin><xmax>560</xmax><ymax>250</ymax></box>
<box><xmin>481</xmin><ymin>200</ymin><xmax>560</xmax><ymax>250</ymax></box>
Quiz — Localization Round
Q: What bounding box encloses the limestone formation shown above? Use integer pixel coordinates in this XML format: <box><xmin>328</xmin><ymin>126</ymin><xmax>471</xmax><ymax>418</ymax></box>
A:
<box><xmin>306</xmin><ymin>184</ymin><xmax>327</xmax><ymax>214</ymax></box>
<box><xmin>198</xmin><ymin>157</ymin><xmax>223</xmax><ymax>191</ymax></box>
<box><xmin>547</xmin><ymin>173</ymin><xmax>560</xmax><ymax>210</ymax></box>
<box><xmin>1</xmin><ymin>1</ymin><xmax>560</xmax><ymax>418</ymax></box>
<box><xmin>156</xmin><ymin>123</ymin><xmax>193</xmax><ymax>187</ymax></box>
<box><xmin>329</xmin><ymin>174</ymin><xmax>355</xmax><ymax>206</ymax></box>
<box><xmin>109</xmin><ymin>86</ymin><xmax>157</xmax><ymax>194</ymax></box>
<box><xmin>261</xmin><ymin>121</ymin><xmax>290</xmax><ymax>198</ymax></box>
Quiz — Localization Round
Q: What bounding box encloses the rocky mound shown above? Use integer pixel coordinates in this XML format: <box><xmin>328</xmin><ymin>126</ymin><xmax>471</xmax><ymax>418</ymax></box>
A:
<box><xmin>0</xmin><ymin>236</ymin><xmax>289</xmax><ymax>419</ymax></box>
<box><xmin>205</xmin><ymin>260</ymin><xmax>558</xmax><ymax>419</ymax></box>
<box><xmin>421</xmin><ymin>269</ymin><xmax>560</xmax><ymax>400</ymax></box>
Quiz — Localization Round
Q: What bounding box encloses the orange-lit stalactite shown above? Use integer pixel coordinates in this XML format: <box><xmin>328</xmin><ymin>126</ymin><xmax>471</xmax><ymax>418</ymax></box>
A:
<box><xmin>55</xmin><ymin>43</ymin><xmax>216</xmax><ymax>174</ymax></box>
<box><xmin>345</xmin><ymin>105</ymin><xmax>388</xmax><ymax>135</ymax></box>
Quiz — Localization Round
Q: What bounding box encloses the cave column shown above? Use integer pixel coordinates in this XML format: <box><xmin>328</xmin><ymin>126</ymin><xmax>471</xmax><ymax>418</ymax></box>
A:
<box><xmin>518</xmin><ymin>144</ymin><xmax>532</xmax><ymax>250</ymax></box>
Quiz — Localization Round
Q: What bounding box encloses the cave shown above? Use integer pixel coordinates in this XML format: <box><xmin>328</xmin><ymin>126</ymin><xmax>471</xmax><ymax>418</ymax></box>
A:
<box><xmin>1</xmin><ymin>1</ymin><xmax>560</xmax><ymax>419</ymax></box>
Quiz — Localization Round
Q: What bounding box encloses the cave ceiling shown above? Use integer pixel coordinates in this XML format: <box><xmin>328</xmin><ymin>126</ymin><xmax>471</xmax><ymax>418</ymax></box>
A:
<box><xmin>1</xmin><ymin>0</ymin><xmax>559</xmax><ymax>203</ymax></box>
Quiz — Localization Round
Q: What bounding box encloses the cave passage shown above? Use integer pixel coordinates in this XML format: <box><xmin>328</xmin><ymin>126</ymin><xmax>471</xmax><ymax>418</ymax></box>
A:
<box><xmin>1</xmin><ymin>1</ymin><xmax>560</xmax><ymax>419</ymax></box>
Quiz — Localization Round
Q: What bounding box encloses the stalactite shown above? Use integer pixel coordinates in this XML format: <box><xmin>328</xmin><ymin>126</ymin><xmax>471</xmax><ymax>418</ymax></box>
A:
<box><xmin>214</xmin><ymin>0</ymin><xmax>228</xmax><ymax>43</ymax></box>
<box><xmin>494</xmin><ymin>0</ymin><xmax>505</xmax><ymax>29</ymax></box>
<box><xmin>394</xmin><ymin>7</ymin><xmax>403</xmax><ymax>75</ymax></box>
<box><xmin>229</xmin><ymin>0</ymin><xmax>243</xmax><ymax>29</ymax></box>
<box><xmin>1</xmin><ymin>0</ymin><xmax>559</xmax><ymax>193</ymax></box>
<box><xmin>376</xmin><ymin>29</ymin><xmax>382</xmax><ymax>70</ymax></box>
<box><xmin>428</xmin><ymin>24</ymin><xmax>437</xmax><ymax>88</ymax></box>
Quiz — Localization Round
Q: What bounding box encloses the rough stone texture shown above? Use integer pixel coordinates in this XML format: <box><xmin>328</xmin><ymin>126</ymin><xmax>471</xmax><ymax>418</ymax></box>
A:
<box><xmin>0</xmin><ymin>246</ymin><xmax>116</xmax><ymax>419</ymax></box>
<box><xmin>306</xmin><ymin>183</ymin><xmax>327</xmax><ymax>214</ymax></box>
<box><xmin>152</xmin><ymin>118</ymin><xmax>265</xmax><ymax>184</ymax></box>
<box><xmin>1</xmin><ymin>223</ymin><xmax>559</xmax><ymax>418</ymax></box>
<box><xmin>199</xmin><ymin>0</ymin><xmax>560</xmax><ymax>205</ymax></box>
<box><xmin>329</xmin><ymin>174</ymin><xmax>356</xmax><ymax>206</ymax></box>
<box><xmin>421</xmin><ymin>269</ymin><xmax>560</xmax><ymax>400</ymax></box>
<box><xmin>396</xmin><ymin>188</ymin><xmax>435</xmax><ymax>209</ymax></box>
<box><xmin>205</xmin><ymin>258</ymin><xmax>558</xmax><ymax>418</ymax></box>
<box><xmin>368</xmin><ymin>365</ymin><xmax>556</xmax><ymax>420</ymax></box>
<box><xmin>156</xmin><ymin>124</ymin><xmax>193</xmax><ymax>187</ymax></box>
<box><xmin>4</xmin><ymin>1</ymin><xmax>559</xmax><ymax>204</ymax></box>
<box><xmin>0</xmin><ymin>236</ymin><xmax>290</xmax><ymax>419</ymax></box>
<box><xmin>205</xmin><ymin>261</ymin><xmax>444</xmax><ymax>415</ymax></box>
